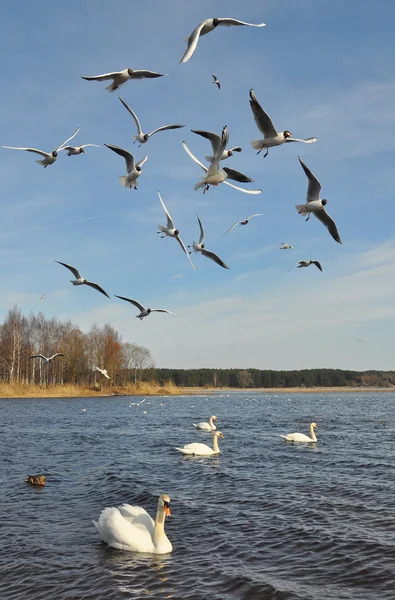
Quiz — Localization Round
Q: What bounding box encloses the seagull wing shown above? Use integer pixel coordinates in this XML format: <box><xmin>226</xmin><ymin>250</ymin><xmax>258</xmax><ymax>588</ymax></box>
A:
<box><xmin>56</xmin><ymin>127</ymin><xmax>80</xmax><ymax>151</ymax></box>
<box><xmin>55</xmin><ymin>260</ymin><xmax>82</xmax><ymax>279</ymax></box>
<box><xmin>147</xmin><ymin>124</ymin><xmax>185</xmax><ymax>138</ymax></box>
<box><xmin>81</xmin><ymin>71</ymin><xmax>121</xmax><ymax>82</ymax></box>
<box><xmin>223</xmin><ymin>180</ymin><xmax>262</xmax><ymax>194</ymax></box>
<box><xmin>175</xmin><ymin>234</ymin><xmax>198</xmax><ymax>270</ymax></box>
<box><xmin>114</xmin><ymin>296</ymin><xmax>146</xmax><ymax>312</ymax></box>
<box><xmin>29</xmin><ymin>354</ymin><xmax>46</xmax><ymax>360</ymax></box>
<box><xmin>298</xmin><ymin>156</ymin><xmax>322</xmax><ymax>203</ymax></box>
<box><xmin>201</xmin><ymin>249</ymin><xmax>229</xmax><ymax>269</ymax></box>
<box><xmin>105</xmin><ymin>144</ymin><xmax>135</xmax><ymax>172</ymax></box>
<box><xmin>84</xmin><ymin>281</ymin><xmax>110</xmax><ymax>298</ymax></box>
<box><xmin>249</xmin><ymin>89</ymin><xmax>277</xmax><ymax>137</ymax></box>
<box><xmin>314</xmin><ymin>210</ymin><xmax>342</xmax><ymax>244</ymax></box>
<box><xmin>118</xmin><ymin>96</ymin><xmax>143</xmax><ymax>136</ymax></box>
<box><xmin>79</xmin><ymin>144</ymin><xmax>101</xmax><ymax>149</ymax></box>
<box><xmin>150</xmin><ymin>309</ymin><xmax>176</xmax><ymax>315</ymax></box>
<box><xmin>210</xmin><ymin>125</ymin><xmax>228</xmax><ymax>172</ymax></box>
<box><xmin>50</xmin><ymin>353</ymin><xmax>65</xmax><ymax>360</ymax></box>
<box><xmin>128</xmin><ymin>70</ymin><xmax>166</xmax><ymax>79</ymax></box>
<box><xmin>191</xmin><ymin>130</ymin><xmax>222</xmax><ymax>155</ymax></box>
<box><xmin>223</xmin><ymin>167</ymin><xmax>253</xmax><ymax>183</ymax></box>
<box><xmin>136</xmin><ymin>155</ymin><xmax>149</xmax><ymax>169</ymax></box>
<box><xmin>180</xmin><ymin>20</ymin><xmax>207</xmax><ymax>63</ymax></box>
<box><xmin>223</xmin><ymin>220</ymin><xmax>241</xmax><ymax>235</ymax></box>
<box><xmin>217</xmin><ymin>18</ymin><xmax>267</xmax><ymax>27</ymax></box>
<box><xmin>1</xmin><ymin>146</ymin><xmax>49</xmax><ymax>157</ymax></box>
<box><xmin>285</xmin><ymin>137</ymin><xmax>318</xmax><ymax>144</ymax></box>
<box><xmin>311</xmin><ymin>261</ymin><xmax>323</xmax><ymax>271</ymax></box>
<box><xmin>182</xmin><ymin>141</ymin><xmax>208</xmax><ymax>172</ymax></box>
<box><xmin>196</xmin><ymin>214</ymin><xmax>205</xmax><ymax>245</ymax></box>
<box><xmin>158</xmin><ymin>191</ymin><xmax>175</xmax><ymax>229</ymax></box>
<box><xmin>245</xmin><ymin>213</ymin><xmax>263</xmax><ymax>220</ymax></box>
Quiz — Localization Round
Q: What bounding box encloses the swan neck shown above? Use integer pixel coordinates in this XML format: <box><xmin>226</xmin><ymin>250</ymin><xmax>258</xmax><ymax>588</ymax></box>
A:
<box><xmin>153</xmin><ymin>506</ymin><xmax>166</xmax><ymax>542</ymax></box>
<box><xmin>209</xmin><ymin>416</ymin><xmax>216</xmax><ymax>429</ymax></box>
<box><xmin>212</xmin><ymin>435</ymin><xmax>220</xmax><ymax>453</ymax></box>
<box><xmin>309</xmin><ymin>424</ymin><xmax>317</xmax><ymax>442</ymax></box>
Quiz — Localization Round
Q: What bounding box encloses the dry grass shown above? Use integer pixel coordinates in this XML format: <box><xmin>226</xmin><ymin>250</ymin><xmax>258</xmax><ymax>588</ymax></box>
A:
<box><xmin>0</xmin><ymin>380</ymin><xmax>182</xmax><ymax>398</ymax></box>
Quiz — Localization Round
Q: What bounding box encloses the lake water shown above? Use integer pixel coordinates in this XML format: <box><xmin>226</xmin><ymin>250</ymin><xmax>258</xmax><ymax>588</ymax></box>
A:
<box><xmin>0</xmin><ymin>392</ymin><xmax>394</xmax><ymax>600</ymax></box>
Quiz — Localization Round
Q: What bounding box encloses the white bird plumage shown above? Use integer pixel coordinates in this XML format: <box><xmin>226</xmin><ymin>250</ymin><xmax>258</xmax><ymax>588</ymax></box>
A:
<box><xmin>118</xmin><ymin>96</ymin><xmax>184</xmax><ymax>146</ymax></box>
<box><xmin>114</xmin><ymin>295</ymin><xmax>175</xmax><ymax>320</ymax></box>
<box><xmin>249</xmin><ymin>89</ymin><xmax>317</xmax><ymax>157</ymax></box>
<box><xmin>191</xmin><ymin>129</ymin><xmax>242</xmax><ymax>162</ymax></box>
<box><xmin>104</xmin><ymin>143</ymin><xmax>148</xmax><ymax>189</ymax></box>
<box><xmin>95</xmin><ymin>366</ymin><xmax>110</xmax><ymax>379</ymax></box>
<box><xmin>280</xmin><ymin>422</ymin><xmax>319</xmax><ymax>443</ymax></box>
<box><xmin>55</xmin><ymin>260</ymin><xmax>110</xmax><ymax>298</ymax></box>
<box><xmin>189</xmin><ymin>215</ymin><xmax>229</xmax><ymax>269</ymax></box>
<box><xmin>28</xmin><ymin>353</ymin><xmax>64</xmax><ymax>364</ymax></box>
<box><xmin>193</xmin><ymin>415</ymin><xmax>218</xmax><ymax>431</ymax></box>
<box><xmin>92</xmin><ymin>494</ymin><xmax>172</xmax><ymax>554</ymax></box>
<box><xmin>1</xmin><ymin>127</ymin><xmax>80</xmax><ymax>167</ymax></box>
<box><xmin>59</xmin><ymin>144</ymin><xmax>101</xmax><ymax>156</ymax></box>
<box><xmin>157</xmin><ymin>191</ymin><xmax>197</xmax><ymax>270</ymax></box>
<box><xmin>81</xmin><ymin>68</ymin><xmax>166</xmax><ymax>92</ymax></box>
<box><xmin>224</xmin><ymin>213</ymin><xmax>263</xmax><ymax>235</ymax></box>
<box><xmin>183</xmin><ymin>138</ymin><xmax>261</xmax><ymax>195</ymax></box>
<box><xmin>176</xmin><ymin>430</ymin><xmax>224</xmax><ymax>455</ymax></box>
<box><xmin>180</xmin><ymin>18</ymin><xmax>266</xmax><ymax>63</ymax></box>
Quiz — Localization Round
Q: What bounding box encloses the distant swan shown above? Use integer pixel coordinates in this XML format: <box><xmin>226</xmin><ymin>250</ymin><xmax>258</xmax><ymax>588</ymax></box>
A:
<box><xmin>176</xmin><ymin>431</ymin><xmax>224</xmax><ymax>455</ymax></box>
<box><xmin>193</xmin><ymin>415</ymin><xmax>218</xmax><ymax>431</ymax></box>
<box><xmin>92</xmin><ymin>494</ymin><xmax>172</xmax><ymax>554</ymax></box>
<box><xmin>280</xmin><ymin>422</ymin><xmax>319</xmax><ymax>442</ymax></box>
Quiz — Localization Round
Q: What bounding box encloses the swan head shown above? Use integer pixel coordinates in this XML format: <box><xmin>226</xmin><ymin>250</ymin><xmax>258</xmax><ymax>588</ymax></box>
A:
<box><xmin>311</xmin><ymin>422</ymin><xmax>319</xmax><ymax>429</ymax></box>
<box><xmin>214</xmin><ymin>431</ymin><xmax>224</xmax><ymax>439</ymax></box>
<box><xmin>211</xmin><ymin>415</ymin><xmax>218</xmax><ymax>422</ymax></box>
<box><xmin>159</xmin><ymin>494</ymin><xmax>171</xmax><ymax>517</ymax></box>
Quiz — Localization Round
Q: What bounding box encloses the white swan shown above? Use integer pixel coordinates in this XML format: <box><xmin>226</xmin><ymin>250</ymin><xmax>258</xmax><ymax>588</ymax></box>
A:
<box><xmin>193</xmin><ymin>415</ymin><xmax>218</xmax><ymax>431</ymax></box>
<box><xmin>176</xmin><ymin>431</ymin><xmax>224</xmax><ymax>456</ymax></box>
<box><xmin>280</xmin><ymin>422</ymin><xmax>319</xmax><ymax>442</ymax></box>
<box><xmin>92</xmin><ymin>494</ymin><xmax>172</xmax><ymax>554</ymax></box>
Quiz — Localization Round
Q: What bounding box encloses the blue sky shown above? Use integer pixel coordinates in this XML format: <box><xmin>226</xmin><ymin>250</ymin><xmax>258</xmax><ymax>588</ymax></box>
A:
<box><xmin>0</xmin><ymin>0</ymin><xmax>394</xmax><ymax>370</ymax></box>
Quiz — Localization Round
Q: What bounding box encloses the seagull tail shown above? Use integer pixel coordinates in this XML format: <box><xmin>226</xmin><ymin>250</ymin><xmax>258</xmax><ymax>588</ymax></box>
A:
<box><xmin>194</xmin><ymin>181</ymin><xmax>204</xmax><ymax>191</ymax></box>
<box><xmin>105</xmin><ymin>83</ymin><xmax>117</xmax><ymax>92</ymax></box>
<box><xmin>250</xmin><ymin>139</ymin><xmax>264</xmax><ymax>151</ymax></box>
<box><xmin>295</xmin><ymin>204</ymin><xmax>308</xmax><ymax>215</ymax></box>
<box><xmin>118</xmin><ymin>176</ymin><xmax>136</xmax><ymax>189</ymax></box>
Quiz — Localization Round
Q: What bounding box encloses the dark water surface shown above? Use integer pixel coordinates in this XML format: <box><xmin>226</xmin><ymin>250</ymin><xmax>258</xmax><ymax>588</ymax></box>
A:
<box><xmin>0</xmin><ymin>392</ymin><xmax>394</xmax><ymax>600</ymax></box>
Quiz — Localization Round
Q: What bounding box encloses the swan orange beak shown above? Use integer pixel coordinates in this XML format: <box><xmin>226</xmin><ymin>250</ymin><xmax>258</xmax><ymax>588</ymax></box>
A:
<box><xmin>164</xmin><ymin>505</ymin><xmax>171</xmax><ymax>517</ymax></box>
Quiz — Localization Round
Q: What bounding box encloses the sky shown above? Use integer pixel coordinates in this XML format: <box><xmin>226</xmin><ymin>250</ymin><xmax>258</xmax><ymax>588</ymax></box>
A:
<box><xmin>0</xmin><ymin>0</ymin><xmax>394</xmax><ymax>371</ymax></box>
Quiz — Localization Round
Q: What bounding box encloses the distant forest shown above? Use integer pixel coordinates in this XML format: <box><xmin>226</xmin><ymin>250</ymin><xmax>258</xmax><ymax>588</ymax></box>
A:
<box><xmin>146</xmin><ymin>368</ymin><xmax>395</xmax><ymax>388</ymax></box>
<box><xmin>1</xmin><ymin>306</ymin><xmax>394</xmax><ymax>389</ymax></box>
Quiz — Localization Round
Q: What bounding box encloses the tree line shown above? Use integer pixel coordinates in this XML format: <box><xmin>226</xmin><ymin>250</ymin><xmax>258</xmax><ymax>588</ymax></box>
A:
<box><xmin>1</xmin><ymin>306</ymin><xmax>393</xmax><ymax>389</ymax></box>
<box><xmin>0</xmin><ymin>306</ymin><xmax>153</xmax><ymax>386</ymax></box>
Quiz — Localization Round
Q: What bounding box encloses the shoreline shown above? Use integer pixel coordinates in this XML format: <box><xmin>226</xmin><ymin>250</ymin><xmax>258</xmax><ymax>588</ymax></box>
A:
<box><xmin>0</xmin><ymin>384</ymin><xmax>394</xmax><ymax>399</ymax></box>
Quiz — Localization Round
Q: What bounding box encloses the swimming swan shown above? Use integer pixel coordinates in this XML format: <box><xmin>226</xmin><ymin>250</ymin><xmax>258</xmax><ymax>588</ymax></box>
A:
<box><xmin>92</xmin><ymin>494</ymin><xmax>172</xmax><ymax>553</ymax></box>
<box><xmin>193</xmin><ymin>415</ymin><xmax>218</xmax><ymax>431</ymax></box>
<box><xmin>176</xmin><ymin>431</ymin><xmax>224</xmax><ymax>455</ymax></box>
<box><xmin>280</xmin><ymin>422</ymin><xmax>319</xmax><ymax>442</ymax></box>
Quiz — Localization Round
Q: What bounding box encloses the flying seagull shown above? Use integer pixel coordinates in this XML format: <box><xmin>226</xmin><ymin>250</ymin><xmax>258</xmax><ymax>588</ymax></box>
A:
<box><xmin>180</xmin><ymin>18</ymin><xmax>266</xmax><ymax>63</ymax></box>
<box><xmin>114</xmin><ymin>295</ymin><xmax>175</xmax><ymax>320</ymax></box>
<box><xmin>212</xmin><ymin>74</ymin><xmax>220</xmax><ymax>89</ymax></box>
<box><xmin>296</xmin><ymin>260</ymin><xmax>323</xmax><ymax>272</ymax></box>
<box><xmin>60</xmin><ymin>144</ymin><xmax>101</xmax><ymax>156</ymax></box>
<box><xmin>296</xmin><ymin>157</ymin><xmax>342</xmax><ymax>244</ymax></box>
<box><xmin>81</xmin><ymin>68</ymin><xmax>166</xmax><ymax>92</ymax></box>
<box><xmin>188</xmin><ymin>214</ymin><xmax>229</xmax><ymax>269</ymax></box>
<box><xmin>183</xmin><ymin>136</ymin><xmax>261</xmax><ymax>195</ymax></box>
<box><xmin>1</xmin><ymin>127</ymin><xmax>80</xmax><ymax>167</ymax></box>
<box><xmin>249</xmin><ymin>90</ymin><xmax>317</xmax><ymax>157</ymax></box>
<box><xmin>280</xmin><ymin>242</ymin><xmax>293</xmax><ymax>249</ymax></box>
<box><xmin>224</xmin><ymin>213</ymin><xmax>263</xmax><ymax>235</ymax></box>
<box><xmin>39</xmin><ymin>294</ymin><xmax>46</xmax><ymax>301</ymax></box>
<box><xmin>157</xmin><ymin>191</ymin><xmax>197</xmax><ymax>270</ymax></box>
<box><xmin>191</xmin><ymin>129</ymin><xmax>242</xmax><ymax>162</ymax></box>
<box><xmin>104</xmin><ymin>143</ymin><xmax>148</xmax><ymax>189</ymax></box>
<box><xmin>95</xmin><ymin>367</ymin><xmax>110</xmax><ymax>379</ymax></box>
<box><xmin>118</xmin><ymin>96</ymin><xmax>184</xmax><ymax>146</ymax></box>
<box><xmin>55</xmin><ymin>260</ymin><xmax>110</xmax><ymax>298</ymax></box>
<box><xmin>29</xmin><ymin>353</ymin><xmax>64</xmax><ymax>364</ymax></box>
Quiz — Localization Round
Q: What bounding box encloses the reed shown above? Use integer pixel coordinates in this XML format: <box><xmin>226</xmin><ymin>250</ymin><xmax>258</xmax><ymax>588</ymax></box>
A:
<box><xmin>0</xmin><ymin>380</ymin><xmax>182</xmax><ymax>398</ymax></box>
